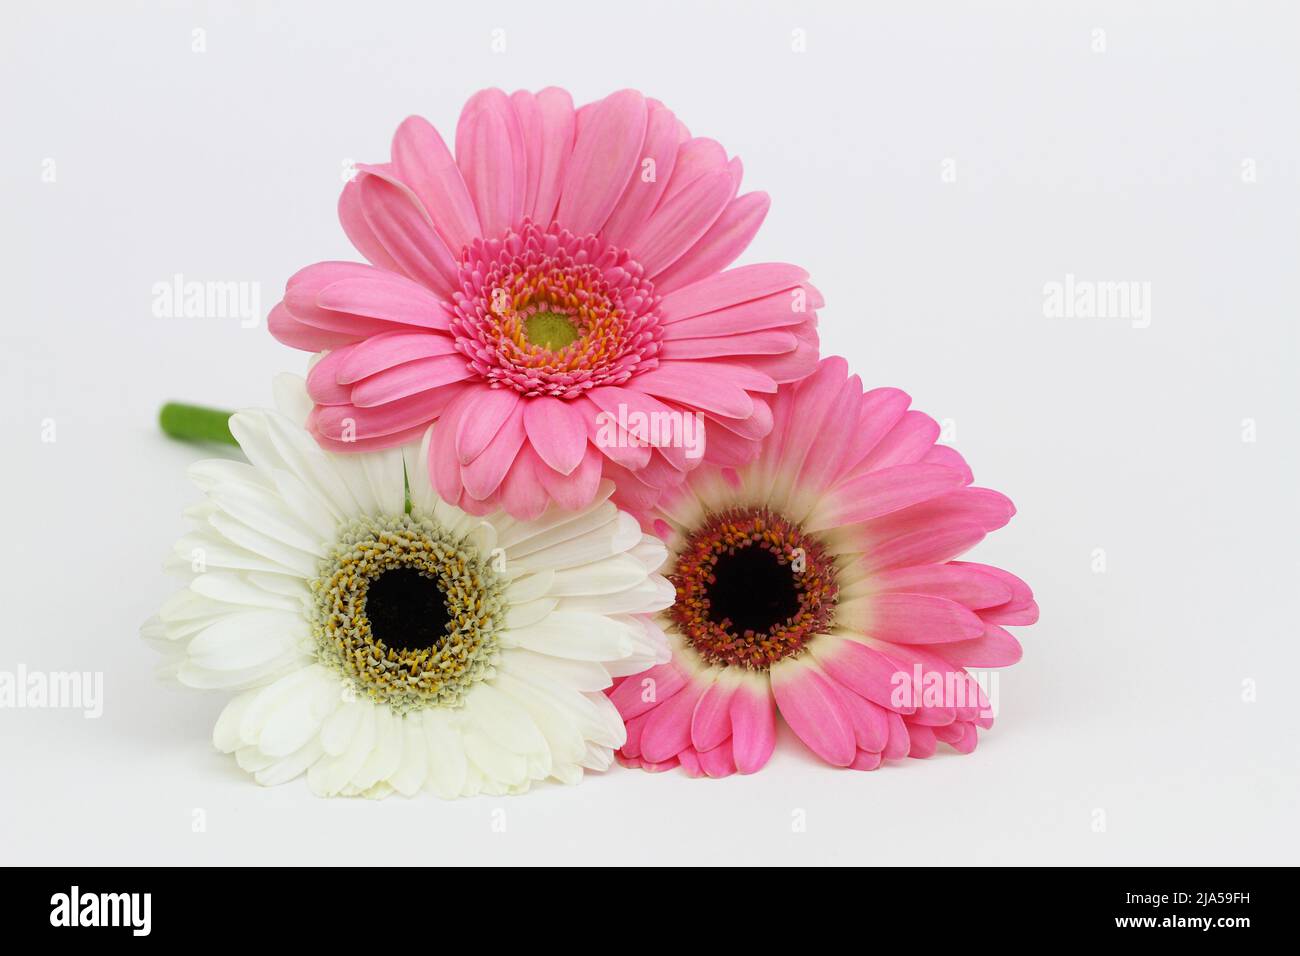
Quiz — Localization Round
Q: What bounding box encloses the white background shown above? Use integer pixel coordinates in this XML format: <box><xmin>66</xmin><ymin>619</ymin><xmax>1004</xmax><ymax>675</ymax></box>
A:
<box><xmin>2</xmin><ymin>0</ymin><xmax>1297</xmax><ymax>865</ymax></box>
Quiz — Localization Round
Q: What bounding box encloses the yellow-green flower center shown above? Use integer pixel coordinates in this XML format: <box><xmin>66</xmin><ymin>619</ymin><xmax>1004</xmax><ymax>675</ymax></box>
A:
<box><xmin>524</xmin><ymin>310</ymin><xmax>580</xmax><ymax>350</ymax></box>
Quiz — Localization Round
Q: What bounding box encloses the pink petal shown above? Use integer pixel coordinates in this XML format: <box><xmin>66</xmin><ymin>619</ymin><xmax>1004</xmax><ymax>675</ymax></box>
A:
<box><xmin>854</xmin><ymin>593</ymin><xmax>987</xmax><ymax>645</ymax></box>
<box><xmin>659</xmin><ymin>263</ymin><xmax>810</xmax><ymax>323</ymax></box>
<box><xmin>865</xmin><ymin>487</ymin><xmax>1017</xmax><ymax>539</ymax></box>
<box><xmin>739</xmin><ymin>337</ymin><xmax>820</xmax><ymax>384</ymax></box>
<box><xmin>312</xmin><ymin>269</ymin><xmax>454</xmax><ymax>332</ymax></box>
<box><xmin>349</xmin><ymin>354</ymin><xmax>473</xmax><ymax>407</ymax></box>
<box><xmin>311</xmin><ymin>420</ymin><xmax>428</xmax><ymax>453</ymax></box>
<box><xmin>631</xmin><ymin>364</ymin><xmax>755</xmax><ymax>419</ymax></box>
<box><xmin>850</xmin><ymin>750</ymin><xmax>883</xmax><ymax>771</ymax></box>
<box><xmin>497</xmin><ymin>445</ymin><xmax>549</xmax><ymax>520</ymax></box>
<box><xmin>305</xmin><ymin>348</ymin><xmax>356</xmax><ymax>405</ymax></box>
<box><xmin>923</xmin><ymin>444</ymin><xmax>974</xmax><ymax>484</ymax></box>
<box><xmin>871</xmin><ymin>563</ymin><xmax>1014</xmax><ymax>610</ymax></box>
<box><xmin>639</xmin><ymin>676</ymin><xmax>706</xmax><ymax>764</ymax></box>
<box><xmin>335</xmin><ymin>330</ymin><xmax>458</xmax><ymax>384</ymax></box>
<box><xmin>770</xmin><ymin>657</ymin><xmax>856</xmax><ymax>767</ymax></box>
<box><xmin>608</xmin><ymin>663</ymin><xmax>689</xmax><ymax>721</ymax></box>
<box><xmin>928</xmin><ymin>623</ymin><xmax>1024</xmax><ymax>667</ymax></box>
<box><xmin>862</xmin><ymin>522</ymin><xmax>987</xmax><ymax>572</ymax></box>
<box><xmin>981</xmin><ymin>600</ymin><xmax>1040</xmax><ymax>627</ymax></box>
<box><xmin>828</xmin><ymin>681</ymin><xmax>890</xmax><ymax>753</ymax></box>
<box><xmin>461</xmin><ymin>403</ymin><xmax>527</xmax><ymax>501</ymax></box>
<box><xmin>428</xmin><ymin>392</ymin><xmax>475</xmax><ymax>502</ymax></box>
<box><xmin>655</xmin><ymin>137</ymin><xmax>727</xmax><ymax>209</ymax></box>
<box><xmin>556</xmin><ymin>89</ymin><xmax>647</xmax><ymax>236</ymax></box>
<box><xmin>535</xmin><ymin>445</ymin><xmax>603</xmax><ymax>511</ymax></box>
<box><xmin>454</xmin><ymin>386</ymin><xmax>520</xmax><ymax>464</ymax></box>
<box><xmin>584</xmin><ymin>386</ymin><xmax>684</xmax><ymax>448</ymax></box>
<box><xmin>763</xmin><ymin>356</ymin><xmax>853</xmax><ymax>494</ymax></box>
<box><xmin>653</xmin><ymin>192</ymin><xmax>771</xmax><ymax>294</ymax></box>
<box><xmin>455</xmin><ymin>88</ymin><xmax>526</xmax><ymax>239</ymax></box>
<box><xmin>659</xmin><ymin>328</ymin><xmax>798</xmax><ymax>360</ymax></box>
<box><xmin>838</xmin><ymin>387</ymin><xmax>913</xmax><ymax>478</ymax></box>
<box><xmin>674</xmin><ymin>747</ymin><xmax>705</xmax><ymax>777</ymax></box>
<box><xmin>728</xmin><ymin>676</ymin><xmax>775</xmax><ymax>774</ymax></box>
<box><xmin>338</xmin><ymin>172</ymin><xmax>406</xmax><ymax>276</ymax></box>
<box><xmin>268</xmin><ymin>302</ymin><xmax>359</xmax><ymax>352</ymax></box>
<box><xmin>511</xmin><ymin>87</ymin><xmax>576</xmax><ymax>226</ymax></box>
<box><xmin>809</xmin><ymin>635</ymin><xmax>913</xmax><ymax>713</ymax></box>
<box><xmin>313</xmin><ymin>385</ymin><xmax>465</xmax><ymax>442</ymax></box>
<box><xmin>697</xmin><ymin>738</ymin><xmax>737</xmax><ymax>778</ymax></box>
<box><xmin>601</xmin><ymin>103</ymin><xmax>683</xmax><ymax>249</ymax></box>
<box><xmin>629</xmin><ymin>168</ymin><xmax>734</xmax><ymax>277</ymax></box>
<box><xmin>906</xmin><ymin>723</ymin><xmax>938</xmax><ymax>759</ymax></box>
<box><xmin>858</xmin><ymin>410</ymin><xmax>941</xmax><ymax>470</ymax></box>
<box><xmin>883</xmin><ymin>712</ymin><xmax>911</xmax><ymax>760</ymax></box>
<box><xmin>811</xmin><ymin>463</ymin><xmax>969</xmax><ymax>529</ymax></box>
<box><xmin>357</xmin><ymin>172</ymin><xmax>459</xmax><ymax>294</ymax></box>
<box><xmin>578</xmin><ymin>395</ymin><xmax>653</xmax><ymax>469</ymax></box>
<box><xmin>690</xmin><ymin>675</ymin><xmax>736</xmax><ymax>752</ymax></box>
<box><xmin>523</xmin><ymin>396</ymin><xmax>589</xmax><ymax>476</ymax></box>
<box><xmin>391</xmin><ymin>115</ymin><xmax>481</xmax><ymax>257</ymax></box>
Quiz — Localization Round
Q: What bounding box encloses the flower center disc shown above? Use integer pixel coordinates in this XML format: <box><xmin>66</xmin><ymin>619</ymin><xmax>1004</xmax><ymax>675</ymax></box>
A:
<box><xmin>450</xmin><ymin>220</ymin><xmax>664</xmax><ymax>399</ymax></box>
<box><xmin>668</xmin><ymin>507</ymin><xmax>839</xmax><ymax>670</ymax></box>
<box><xmin>310</xmin><ymin>514</ymin><xmax>505</xmax><ymax>712</ymax></box>
<box><xmin>524</xmin><ymin>310</ymin><xmax>580</xmax><ymax>351</ymax></box>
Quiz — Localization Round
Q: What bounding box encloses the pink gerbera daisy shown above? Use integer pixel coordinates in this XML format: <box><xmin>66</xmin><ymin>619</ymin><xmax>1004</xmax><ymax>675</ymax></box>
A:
<box><xmin>609</xmin><ymin>357</ymin><xmax>1038</xmax><ymax>776</ymax></box>
<box><xmin>269</xmin><ymin>87</ymin><xmax>821</xmax><ymax>519</ymax></box>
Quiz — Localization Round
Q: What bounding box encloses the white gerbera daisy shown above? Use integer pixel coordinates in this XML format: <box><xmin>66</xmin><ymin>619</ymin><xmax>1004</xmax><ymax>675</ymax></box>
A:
<box><xmin>143</xmin><ymin>375</ymin><xmax>673</xmax><ymax>798</ymax></box>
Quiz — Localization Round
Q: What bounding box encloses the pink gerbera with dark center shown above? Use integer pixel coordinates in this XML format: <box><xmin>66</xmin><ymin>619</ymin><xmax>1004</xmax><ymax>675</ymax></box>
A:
<box><xmin>269</xmin><ymin>87</ymin><xmax>821</xmax><ymax>518</ymax></box>
<box><xmin>609</xmin><ymin>357</ymin><xmax>1038</xmax><ymax>776</ymax></box>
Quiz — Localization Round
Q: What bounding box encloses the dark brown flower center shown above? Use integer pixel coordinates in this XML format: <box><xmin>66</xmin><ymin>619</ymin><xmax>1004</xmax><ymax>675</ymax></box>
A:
<box><xmin>667</xmin><ymin>507</ymin><xmax>839</xmax><ymax>669</ymax></box>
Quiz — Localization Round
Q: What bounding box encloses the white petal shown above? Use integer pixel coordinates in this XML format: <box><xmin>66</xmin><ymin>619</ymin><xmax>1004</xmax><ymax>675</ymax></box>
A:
<box><xmin>189</xmin><ymin>572</ymin><xmax>302</xmax><ymax>612</ymax></box>
<box><xmin>497</xmin><ymin>649</ymin><xmax>614</xmax><ymax>693</ymax></box>
<box><xmin>462</xmin><ymin>729</ymin><xmax>530</xmax><ymax>787</ymax></box>
<box><xmin>502</xmin><ymin>612</ymin><xmax>635</xmax><ymax>661</ymax></box>
<box><xmin>185</xmin><ymin>609</ymin><xmax>310</xmax><ymax>671</ymax></box>
<box><xmin>256</xmin><ymin>668</ymin><xmax>342</xmax><ymax>757</ymax></box>
<box><xmin>504</xmin><ymin>598</ymin><xmax>557</xmax><ymax>629</ymax></box>
<box><xmin>271</xmin><ymin>372</ymin><xmax>314</xmax><ymax>427</ymax></box>
<box><xmin>388</xmin><ymin>716</ymin><xmax>429</xmax><ymax>796</ymax></box>
<box><xmin>548</xmin><ymin>554</ymin><xmax>649</xmax><ymax>596</ymax></box>
<box><xmin>190</xmin><ymin>460</ymin><xmax>326</xmax><ymax>555</ymax></box>
<box><xmin>351</xmin><ymin>705</ymin><xmax>403</xmax><ymax>790</ymax></box>
<box><xmin>503</xmin><ymin>569</ymin><xmax>554</xmax><ymax>604</ymax></box>
<box><xmin>510</xmin><ymin>512</ymin><xmax>642</xmax><ymax>572</ymax></box>
<box><xmin>207</xmin><ymin>513</ymin><xmax>320</xmax><ymax>577</ymax></box>
<box><xmin>254</xmin><ymin>738</ymin><xmax>325</xmax><ymax>787</ymax></box>
<box><xmin>463</xmin><ymin>682</ymin><xmax>550</xmax><ymax>759</ymax></box>
<box><xmin>423</xmin><ymin>710</ymin><xmax>469</xmax><ymax>799</ymax></box>
<box><xmin>308</xmin><ymin>702</ymin><xmax>377</xmax><ymax>796</ymax></box>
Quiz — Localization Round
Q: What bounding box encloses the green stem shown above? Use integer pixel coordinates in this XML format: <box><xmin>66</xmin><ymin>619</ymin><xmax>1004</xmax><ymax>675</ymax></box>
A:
<box><xmin>158</xmin><ymin>402</ymin><xmax>238</xmax><ymax>446</ymax></box>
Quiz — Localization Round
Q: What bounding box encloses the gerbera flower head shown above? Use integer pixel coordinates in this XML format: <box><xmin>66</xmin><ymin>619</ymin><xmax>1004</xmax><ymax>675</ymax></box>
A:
<box><xmin>269</xmin><ymin>87</ymin><xmax>821</xmax><ymax>519</ymax></box>
<box><xmin>609</xmin><ymin>357</ymin><xmax>1038</xmax><ymax>776</ymax></box>
<box><xmin>142</xmin><ymin>375</ymin><xmax>674</xmax><ymax>798</ymax></box>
